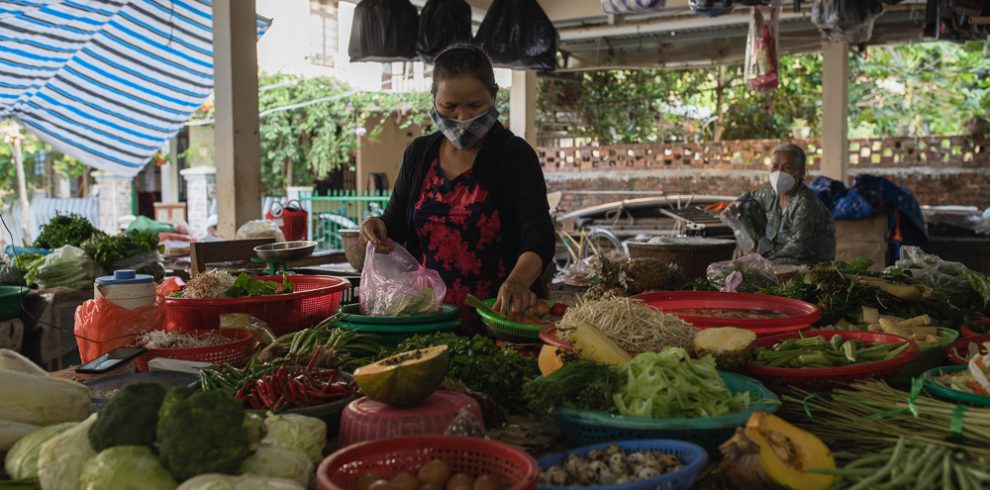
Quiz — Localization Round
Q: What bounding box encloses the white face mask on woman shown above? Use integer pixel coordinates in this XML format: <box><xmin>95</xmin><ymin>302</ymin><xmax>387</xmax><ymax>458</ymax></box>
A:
<box><xmin>769</xmin><ymin>170</ymin><xmax>796</xmax><ymax>195</ymax></box>
<box><xmin>430</xmin><ymin>106</ymin><xmax>500</xmax><ymax>150</ymax></box>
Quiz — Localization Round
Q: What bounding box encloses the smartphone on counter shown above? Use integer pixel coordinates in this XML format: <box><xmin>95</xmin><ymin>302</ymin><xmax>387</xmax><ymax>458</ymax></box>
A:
<box><xmin>75</xmin><ymin>346</ymin><xmax>147</xmax><ymax>374</ymax></box>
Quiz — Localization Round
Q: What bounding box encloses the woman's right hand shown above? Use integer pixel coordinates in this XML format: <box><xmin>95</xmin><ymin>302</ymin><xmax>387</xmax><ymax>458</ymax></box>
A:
<box><xmin>360</xmin><ymin>217</ymin><xmax>389</xmax><ymax>249</ymax></box>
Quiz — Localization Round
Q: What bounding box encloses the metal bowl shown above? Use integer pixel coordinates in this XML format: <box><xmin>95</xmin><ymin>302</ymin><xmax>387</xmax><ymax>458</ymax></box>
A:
<box><xmin>254</xmin><ymin>240</ymin><xmax>317</xmax><ymax>261</ymax></box>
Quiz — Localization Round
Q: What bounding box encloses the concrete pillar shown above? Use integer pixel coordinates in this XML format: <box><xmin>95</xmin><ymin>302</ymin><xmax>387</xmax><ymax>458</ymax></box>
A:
<box><xmin>510</xmin><ymin>70</ymin><xmax>538</xmax><ymax>146</ymax></box>
<box><xmin>161</xmin><ymin>136</ymin><xmax>180</xmax><ymax>203</ymax></box>
<box><xmin>213</xmin><ymin>0</ymin><xmax>262</xmax><ymax>238</ymax></box>
<box><xmin>821</xmin><ymin>42</ymin><xmax>850</xmax><ymax>183</ymax></box>
<box><xmin>93</xmin><ymin>171</ymin><xmax>133</xmax><ymax>234</ymax></box>
<box><xmin>181</xmin><ymin>167</ymin><xmax>216</xmax><ymax>238</ymax></box>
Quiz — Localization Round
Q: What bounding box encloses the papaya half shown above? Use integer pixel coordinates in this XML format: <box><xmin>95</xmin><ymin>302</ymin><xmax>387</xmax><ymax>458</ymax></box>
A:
<box><xmin>353</xmin><ymin>345</ymin><xmax>450</xmax><ymax>407</ymax></box>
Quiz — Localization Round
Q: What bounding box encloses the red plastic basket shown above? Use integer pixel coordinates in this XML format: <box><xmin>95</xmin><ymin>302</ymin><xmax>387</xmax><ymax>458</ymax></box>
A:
<box><xmin>961</xmin><ymin>317</ymin><xmax>990</xmax><ymax>338</ymax></box>
<box><xmin>338</xmin><ymin>391</ymin><xmax>483</xmax><ymax>448</ymax></box>
<box><xmin>134</xmin><ymin>330</ymin><xmax>253</xmax><ymax>371</ymax></box>
<box><xmin>317</xmin><ymin>436</ymin><xmax>538</xmax><ymax>490</ymax></box>
<box><xmin>632</xmin><ymin>291</ymin><xmax>820</xmax><ymax>335</ymax></box>
<box><xmin>164</xmin><ymin>275</ymin><xmax>349</xmax><ymax>336</ymax></box>
<box><xmin>743</xmin><ymin>330</ymin><xmax>920</xmax><ymax>390</ymax></box>
<box><xmin>947</xmin><ymin>334</ymin><xmax>990</xmax><ymax>365</ymax></box>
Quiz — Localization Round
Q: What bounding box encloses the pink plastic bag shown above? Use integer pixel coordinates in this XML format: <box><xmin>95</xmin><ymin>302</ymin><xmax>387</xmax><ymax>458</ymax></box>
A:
<box><xmin>360</xmin><ymin>240</ymin><xmax>446</xmax><ymax>316</ymax></box>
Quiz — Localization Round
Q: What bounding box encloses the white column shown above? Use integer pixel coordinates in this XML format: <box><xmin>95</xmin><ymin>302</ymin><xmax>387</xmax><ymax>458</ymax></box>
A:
<box><xmin>181</xmin><ymin>167</ymin><xmax>216</xmax><ymax>237</ymax></box>
<box><xmin>161</xmin><ymin>136</ymin><xmax>180</xmax><ymax>203</ymax></box>
<box><xmin>93</xmin><ymin>171</ymin><xmax>133</xmax><ymax>234</ymax></box>
<box><xmin>821</xmin><ymin>41</ymin><xmax>850</xmax><ymax>183</ymax></box>
<box><xmin>510</xmin><ymin>70</ymin><xmax>538</xmax><ymax>146</ymax></box>
<box><xmin>213</xmin><ymin>0</ymin><xmax>262</xmax><ymax>238</ymax></box>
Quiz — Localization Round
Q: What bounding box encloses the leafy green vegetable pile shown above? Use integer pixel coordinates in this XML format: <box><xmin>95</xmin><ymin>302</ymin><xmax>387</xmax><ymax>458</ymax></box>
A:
<box><xmin>31</xmin><ymin>212</ymin><xmax>101</xmax><ymax>249</ymax></box>
<box><xmin>393</xmin><ymin>333</ymin><xmax>539</xmax><ymax>414</ymax></box>
<box><xmin>226</xmin><ymin>272</ymin><xmax>294</xmax><ymax>297</ymax></box>
<box><xmin>525</xmin><ymin>348</ymin><xmax>753</xmax><ymax>420</ymax></box>
<box><xmin>82</xmin><ymin>230</ymin><xmax>164</xmax><ymax>280</ymax></box>
<box><xmin>613</xmin><ymin>348</ymin><xmax>750</xmax><ymax>419</ymax></box>
<box><xmin>21</xmin><ymin>246</ymin><xmax>103</xmax><ymax>289</ymax></box>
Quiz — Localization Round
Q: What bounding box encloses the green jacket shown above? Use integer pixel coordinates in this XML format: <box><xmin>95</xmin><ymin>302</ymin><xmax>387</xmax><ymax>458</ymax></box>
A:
<box><xmin>736</xmin><ymin>184</ymin><xmax>836</xmax><ymax>266</ymax></box>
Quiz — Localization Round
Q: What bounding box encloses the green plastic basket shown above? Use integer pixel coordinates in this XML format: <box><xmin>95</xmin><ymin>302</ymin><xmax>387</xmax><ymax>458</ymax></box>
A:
<box><xmin>0</xmin><ymin>286</ymin><xmax>28</xmax><ymax>321</ymax></box>
<box><xmin>474</xmin><ymin>298</ymin><xmax>553</xmax><ymax>341</ymax></box>
<box><xmin>923</xmin><ymin>365</ymin><xmax>990</xmax><ymax>407</ymax></box>
<box><xmin>333</xmin><ymin>318</ymin><xmax>460</xmax><ymax>347</ymax></box>
<box><xmin>553</xmin><ymin>372</ymin><xmax>780</xmax><ymax>453</ymax></box>
<box><xmin>337</xmin><ymin>304</ymin><xmax>459</xmax><ymax>325</ymax></box>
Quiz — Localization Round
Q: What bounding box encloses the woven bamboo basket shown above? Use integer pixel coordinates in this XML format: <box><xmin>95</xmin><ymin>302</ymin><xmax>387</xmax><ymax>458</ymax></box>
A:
<box><xmin>338</xmin><ymin>229</ymin><xmax>365</xmax><ymax>271</ymax></box>
<box><xmin>626</xmin><ymin>238</ymin><xmax>736</xmax><ymax>281</ymax></box>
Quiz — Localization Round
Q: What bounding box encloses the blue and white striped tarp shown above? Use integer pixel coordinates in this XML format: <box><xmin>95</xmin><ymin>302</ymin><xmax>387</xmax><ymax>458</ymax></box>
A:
<box><xmin>0</xmin><ymin>0</ymin><xmax>270</xmax><ymax>178</ymax></box>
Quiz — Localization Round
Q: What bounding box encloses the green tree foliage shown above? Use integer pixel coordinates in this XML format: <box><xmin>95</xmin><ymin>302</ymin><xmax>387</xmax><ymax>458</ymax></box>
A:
<box><xmin>540</xmin><ymin>41</ymin><xmax>989</xmax><ymax>143</ymax></box>
<box><xmin>0</xmin><ymin>126</ymin><xmax>86</xmax><ymax>204</ymax></box>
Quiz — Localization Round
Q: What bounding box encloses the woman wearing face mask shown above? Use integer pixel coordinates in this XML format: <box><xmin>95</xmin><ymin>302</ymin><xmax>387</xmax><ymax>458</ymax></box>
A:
<box><xmin>730</xmin><ymin>143</ymin><xmax>835</xmax><ymax>266</ymax></box>
<box><xmin>359</xmin><ymin>44</ymin><xmax>555</xmax><ymax>316</ymax></box>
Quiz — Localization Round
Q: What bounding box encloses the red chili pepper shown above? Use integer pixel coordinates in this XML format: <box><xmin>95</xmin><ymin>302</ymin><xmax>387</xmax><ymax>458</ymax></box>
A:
<box><xmin>255</xmin><ymin>379</ymin><xmax>274</xmax><ymax>408</ymax></box>
<box><xmin>306</xmin><ymin>346</ymin><xmax>322</xmax><ymax>374</ymax></box>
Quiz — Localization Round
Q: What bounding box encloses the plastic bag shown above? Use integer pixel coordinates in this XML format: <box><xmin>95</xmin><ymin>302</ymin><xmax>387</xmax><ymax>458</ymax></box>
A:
<box><xmin>720</xmin><ymin>202</ymin><xmax>756</xmax><ymax>255</ymax></box>
<box><xmin>360</xmin><ymin>240</ymin><xmax>446</xmax><ymax>317</ymax></box>
<box><xmin>745</xmin><ymin>3</ymin><xmax>780</xmax><ymax>91</ymax></box>
<box><xmin>707</xmin><ymin>253</ymin><xmax>780</xmax><ymax>293</ymax></box>
<box><xmin>74</xmin><ymin>298</ymin><xmax>160</xmax><ymax>363</ymax></box>
<box><xmin>475</xmin><ymin>0</ymin><xmax>557</xmax><ymax>71</ymax></box>
<box><xmin>348</xmin><ymin>0</ymin><xmax>418</xmax><ymax>62</ymax></box>
<box><xmin>126</xmin><ymin>216</ymin><xmax>173</xmax><ymax>235</ymax></box>
<box><xmin>833</xmin><ymin>189</ymin><xmax>876</xmax><ymax>220</ymax></box>
<box><xmin>888</xmin><ymin>246</ymin><xmax>970</xmax><ymax>292</ymax></box>
<box><xmin>601</xmin><ymin>0</ymin><xmax>666</xmax><ymax>15</ymax></box>
<box><xmin>25</xmin><ymin>246</ymin><xmax>103</xmax><ymax>290</ymax></box>
<box><xmin>811</xmin><ymin>0</ymin><xmax>884</xmax><ymax>43</ymax></box>
<box><xmin>236</xmin><ymin>220</ymin><xmax>286</xmax><ymax>242</ymax></box>
<box><xmin>689</xmin><ymin>0</ymin><xmax>735</xmax><ymax>17</ymax></box>
<box><xmin>112</xmin><ymin>250</ymin><xmax>165</xmax><ymax>281</ymax></box>
<box><xmin>416</xmin><ymin>0</ymin><xmax>472</xmax><ymax>63</ymax></box>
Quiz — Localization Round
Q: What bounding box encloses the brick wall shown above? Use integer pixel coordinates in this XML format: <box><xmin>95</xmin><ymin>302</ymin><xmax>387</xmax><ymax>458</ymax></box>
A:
<box><xmin>537</xmin><ymin>136</ymin><xmax>990</xmax><ymax>213</ymax></box>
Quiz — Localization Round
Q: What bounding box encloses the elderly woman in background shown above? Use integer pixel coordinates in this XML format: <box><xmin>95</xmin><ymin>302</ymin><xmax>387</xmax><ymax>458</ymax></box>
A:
<box><xmin>730</xmin><ymin>143</ymin><xmax>836</xmax><ymax>266</ymax></box>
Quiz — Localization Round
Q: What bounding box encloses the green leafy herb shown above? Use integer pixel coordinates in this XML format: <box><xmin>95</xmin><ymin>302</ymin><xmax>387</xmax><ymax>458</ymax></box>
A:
<box><xmin>32</xmin><ymin>213</ymin><xmax>101</xmax><ymax>249</ymax></box>
<box><xmin>393</xmin><ymin>333</ymin><xmax>538</xmax><ymax>414</ymax></box>
<box><xmin>224</xmin><ymin>273</ymin><xmax>293</xmax><ymax>297</ymax></box>
<box><xmin>523</xmin><ymin>360</ymin><xmax>624</xmax><ymax>414</ymax></box>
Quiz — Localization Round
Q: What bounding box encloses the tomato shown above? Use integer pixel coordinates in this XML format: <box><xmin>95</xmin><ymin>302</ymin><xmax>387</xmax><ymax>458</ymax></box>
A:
<box><xmin>550</xmin><ymin>303</ymin><xmax>568</xmax><ymax>317</ymax></box>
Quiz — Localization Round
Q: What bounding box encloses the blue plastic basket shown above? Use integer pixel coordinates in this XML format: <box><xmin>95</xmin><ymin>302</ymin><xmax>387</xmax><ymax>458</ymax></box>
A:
<box><xmin>537</xmin><ymin>440</ymin><xmax>708</xmax><ymax>490</ymax></box>
<box><xmin>84</xmin><ymin>371</ymin><xmax>199</xmax><ymax>411</ymax></box>
<box><xmin>553</xmin><ymin>372</ymin><xmax>779</xmax><ymax>453</ymax></box>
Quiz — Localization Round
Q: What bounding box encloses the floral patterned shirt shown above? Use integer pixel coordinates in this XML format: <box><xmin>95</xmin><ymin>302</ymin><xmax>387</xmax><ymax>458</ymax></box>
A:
<box><xmin>413</xmin><ymin>158</ymin><xmax>507</xmax><ymax>307</ymax></box>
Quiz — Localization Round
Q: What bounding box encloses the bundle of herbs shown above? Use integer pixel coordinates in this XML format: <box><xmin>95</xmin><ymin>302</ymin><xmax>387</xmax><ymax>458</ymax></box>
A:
<box><xmin>32</xmin><ymin>212</ymin><xmax>101</xmax><ymax>249</ymax></box>
<box><xmin>523</xmin><ymin>360</ymin><xmax>624</xmax><ymax>414</ymax></box>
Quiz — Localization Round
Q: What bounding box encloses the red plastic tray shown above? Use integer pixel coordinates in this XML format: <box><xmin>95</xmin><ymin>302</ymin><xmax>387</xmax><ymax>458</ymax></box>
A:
<box><xmin>632</xmin><ymin>291</ymin><xmax>820</xmax><ymax>335</ymax></box>
<box><xmin>743</xmin><ymin>330</ymin><xmax>919</xmax><ymax>390</ymax></box>
<box><xmin>164</xmin><ymin>275</ymin><xmax>349</xmax><ymax>336</ymax></box>
<box><xmin>318</xmin><ymin>436</ymin><xmax>538</xmax><ymax>490</ymax></box>
<box><xmin>947</xmin><ymin>334</ymin><xmax>990</xmax><ymax>365</ymax></box>
<box><xmin>960</xmin><ymin>317</ymin><xmax>990</xmax><ymax>338</ymax></box>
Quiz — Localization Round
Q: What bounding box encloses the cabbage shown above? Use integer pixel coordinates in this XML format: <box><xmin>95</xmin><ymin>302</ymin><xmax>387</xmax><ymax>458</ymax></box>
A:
<box><xmin>79</xmin><ymin>446</ymin><xmax>177</xmax><ymax>490</ymax></box>
<box><xmin>177</xmin><ymin>473</ymin><xmax>305</xmax><ymax>490</ymax></box>
<box><xmin>37</xmin><ymin>414</ymin><xmax>98</xmax><ymax>490</ymax></box>
<box><xmin>25</xmin><ymin>245</ymin><xmax>103</xmax><ymax>289</ymax></box>
<box><xmin>4</xmin><ymin>422</ymin><xmax>75</xmax><ymax>479</ymax></box>
<box><xmin>238</xmin><ymin>446</ymin><xmax>313</xmax><ymax>487</ymax></box>
<box><xmin>261</xmin><ymin>413</ymin><xmax>326</xmax><ymax>463</ymax></box>
<box><xmin>0</xmin><ymin>419</ymin><xmax>39</xmax><ymax>451</ymax></box>
<box><xmin>612</xmin><ymin>348</ymin><xmax>751</xmax><ymax>419</ymax></box>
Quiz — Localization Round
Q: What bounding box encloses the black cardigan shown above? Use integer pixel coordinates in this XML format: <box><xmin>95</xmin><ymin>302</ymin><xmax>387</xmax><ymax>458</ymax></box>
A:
<box><xmin>379</xmin><ymin>124</ymin><xmax>556</xmax><ymax>291</ymax></box>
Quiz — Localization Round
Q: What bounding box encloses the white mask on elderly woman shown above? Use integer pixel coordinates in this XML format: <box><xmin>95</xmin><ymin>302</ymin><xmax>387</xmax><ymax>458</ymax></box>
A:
<box><xmin>769</xmin><ymin>171</ymin><xmax>796</xmax><ymax>195</ymax></box>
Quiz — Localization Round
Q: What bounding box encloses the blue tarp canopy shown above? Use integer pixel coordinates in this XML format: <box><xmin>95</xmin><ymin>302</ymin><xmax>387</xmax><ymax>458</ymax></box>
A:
<box><xmin>0</xmin><ymin>0</ymin><xmax>269</xmax><ymax>177</ymax></box>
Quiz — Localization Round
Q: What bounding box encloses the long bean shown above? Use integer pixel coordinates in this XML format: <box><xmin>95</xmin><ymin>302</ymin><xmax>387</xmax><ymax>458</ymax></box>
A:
<box><xmin>828</xmin><ymin>438</ymin><xmax>988</xmax><ymax>490</ymax></box>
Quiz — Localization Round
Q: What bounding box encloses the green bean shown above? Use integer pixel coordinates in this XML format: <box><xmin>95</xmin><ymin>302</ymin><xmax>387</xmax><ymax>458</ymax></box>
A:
<box><xmin>848</xmin><ymin>438</ymin><xmax>907</xmax><ymax>490</ymax></box>
<box><xmin>955</xmin><ymin>463</ymin><xmax>975</xmax><ymax>490</ymax></box>
<box><xmin>943</xmin><ymin>451</ymin><xmax>954</xmax><ymax>490</ymax></box>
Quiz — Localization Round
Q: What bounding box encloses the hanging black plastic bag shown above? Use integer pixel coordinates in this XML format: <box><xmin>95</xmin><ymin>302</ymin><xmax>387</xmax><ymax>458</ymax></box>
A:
<box><xmin>689</xmin><ymin>0</ymin><xmax>734</xmax><ymax>17</ymax></box>
<box><xmin>745</xmin><ymin>2</ymin><xmax>780</xmax><ymax>91</ymax></box>
<box><xmin>810</xmin><ymin>0</ymin><xmax>885</xmax><ymax>44</ymax></box>
<box><xmin>601</xmin><ymin>0</ymin><xmax>666</xmax><ymax>15</ymax></box>
<box><xmin>348</xmin><ymin>0</ymin><xmax>419</xmax><ymax>62</ymax></box>
<box><xmin>417</xmin><ymin>0</ymin><xmax>472</xmax><ymax>63</ymax></box>
<box><xmin>475</xmin><ymin>0</ymin><xmax>557</xmax><ymax>71</ymax></box>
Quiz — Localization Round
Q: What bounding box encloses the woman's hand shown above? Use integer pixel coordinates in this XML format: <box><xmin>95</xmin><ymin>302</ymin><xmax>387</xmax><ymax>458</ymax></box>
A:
<box><xmin>494</xmin><ymin>279</ymin><xmax>536</xmax><ymax>315</ymax></box>
<box><xmin>360</xmin><ymin>217</ymin><xmax>389</xmax><ymax>250</ymax></box>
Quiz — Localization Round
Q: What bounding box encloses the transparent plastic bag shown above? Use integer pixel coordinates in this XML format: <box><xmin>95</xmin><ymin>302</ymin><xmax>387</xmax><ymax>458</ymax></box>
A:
<box><xmin>888</xmin><ymin>246</ymin><xmax>969</xmax><ymax>291</ymax></box>
<box><xmin>708</xmin><ymin>253</ymin><xmax>780</xmax><ymax>293</ymax></box>
<box><xmin>745</xmin><ymin>2</ymin><xmax>780</xmax><ymax>91</ymax></box>
<box><xmin>359</xmin><ymin>240</ymin><xmax>446</xmax><ymax>317</ymax></box>
<box><xmin>720</xmin><ymin>202</ymin><xmax>756</xmax><ymax>255</ymax></box>
<box><xmin>236</xmin><ymin>220</ymin><xmax>286</xmax><ymax>242</ymax></box>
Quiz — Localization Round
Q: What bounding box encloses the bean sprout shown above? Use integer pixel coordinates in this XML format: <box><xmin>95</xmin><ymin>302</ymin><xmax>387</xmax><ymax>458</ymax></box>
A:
<box><xmin>557</xmin><ymin>295</ymin><xmax>697</xmax><ymax>352</ymax></box>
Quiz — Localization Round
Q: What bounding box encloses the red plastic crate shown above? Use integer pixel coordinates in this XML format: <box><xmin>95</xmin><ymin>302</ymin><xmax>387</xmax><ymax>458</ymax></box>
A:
<box><xmin>164</xmin><ymin>275</ymin><xmax>348</xmax><ymax>336</ymax></box>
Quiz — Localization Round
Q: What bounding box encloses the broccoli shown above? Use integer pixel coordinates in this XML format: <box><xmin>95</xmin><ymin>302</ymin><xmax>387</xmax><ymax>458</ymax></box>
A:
<box><xmin>88</xmin><ymin>382</ymin><xmax>167</xmax><ymax>452</ymax></box>
<box><xmin>156</xmin><ymin>386</ymin><xmax>253</xmax><ymax>481</ymax></box>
